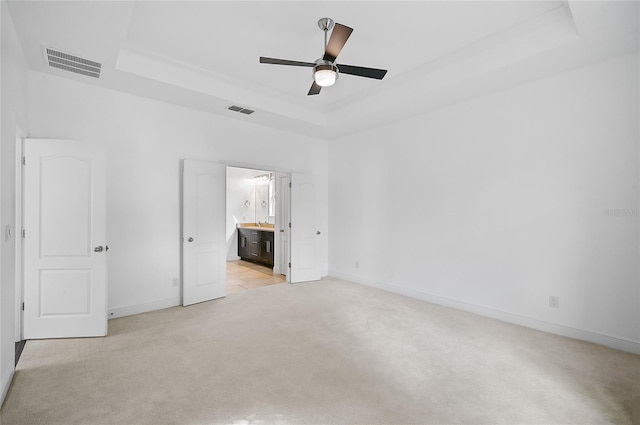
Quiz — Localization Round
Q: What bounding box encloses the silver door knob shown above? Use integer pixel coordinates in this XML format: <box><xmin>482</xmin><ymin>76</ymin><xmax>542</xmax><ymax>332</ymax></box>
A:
<box><xmin>188</xmin><ymin>237</ymin><xmax>194</xmax><ymax>242</ymax></box>
<box><xmin>93</xmin><ymin>246</ymin><xmax>104</xmax><ymax>252</ymax></box>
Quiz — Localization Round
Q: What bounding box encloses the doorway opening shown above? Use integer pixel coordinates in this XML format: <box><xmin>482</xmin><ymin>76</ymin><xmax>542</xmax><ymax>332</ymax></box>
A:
<box><xmin>225</xmin><ymin>166</ymin><xmax>290</xmax><ymax>294</ymax></box>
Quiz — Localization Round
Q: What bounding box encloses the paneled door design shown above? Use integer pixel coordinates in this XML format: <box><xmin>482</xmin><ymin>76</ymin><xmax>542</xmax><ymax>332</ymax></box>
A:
<box><xmin>23</xmin><ymin>139</ymin><xmax>107</xmax><ymax>339</ymax></box>
<box><xmin>290</xmin><ymin>172</ymin><xmax>320</xmax><ymax>283</ymax></box>
<box><xmin>182</xmin><ymin>160</ymin><xmax>226</xmax><ymax>306</ymax></box>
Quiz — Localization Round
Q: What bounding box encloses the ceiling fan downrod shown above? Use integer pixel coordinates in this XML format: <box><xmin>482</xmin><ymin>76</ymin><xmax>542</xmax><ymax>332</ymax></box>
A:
<box><xmin>317</xmin><ymin>17</ymin><xmax>334</xmax><ymax>52</ymax></box>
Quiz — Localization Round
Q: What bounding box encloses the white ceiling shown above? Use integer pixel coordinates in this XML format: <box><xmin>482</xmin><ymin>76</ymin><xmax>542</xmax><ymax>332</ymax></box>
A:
<box><xmin>7</xmin><ymin>1</ymin><xmax>640</xmax><ymax>139</ymax></box>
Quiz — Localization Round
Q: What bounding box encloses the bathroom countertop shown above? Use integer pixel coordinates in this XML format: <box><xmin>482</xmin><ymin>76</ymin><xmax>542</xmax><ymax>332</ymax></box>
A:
<box><xmin>237</xmin><ymin>224</ymin><xmax>275</xmax><ymax>232</ymax></box>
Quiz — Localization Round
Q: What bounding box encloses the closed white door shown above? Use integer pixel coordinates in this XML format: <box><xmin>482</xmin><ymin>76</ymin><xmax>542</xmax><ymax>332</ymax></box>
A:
<box><xmin>23</xmin><ymin>139</ymin><xmax>107</xmax><ymax>339</ymax></box>
<box><xmin>182</xmin><ymin>160</ymin><xmax>226</xmax><ymax>306</ymax></box>
<box><xmin>290</xmin><ymin>172</ymin><xmax>320</xmax><ymax>283</ymax></box>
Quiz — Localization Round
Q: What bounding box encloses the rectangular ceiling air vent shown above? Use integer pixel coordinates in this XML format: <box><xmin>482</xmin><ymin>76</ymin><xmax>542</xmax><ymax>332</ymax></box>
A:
<box><xmin>44</xmin><ymin>47</ymin><xmax>102</xmax><ymax>79</ymax></box>
<box><xmin>227</xmin><ymin>105</ymin><xmax>255</xmax><ymax>115</ymax></box>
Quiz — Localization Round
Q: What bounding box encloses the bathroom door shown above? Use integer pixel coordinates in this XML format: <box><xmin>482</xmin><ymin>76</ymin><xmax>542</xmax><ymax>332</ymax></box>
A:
<box><xmin>289</xmin><ymin>172</ymin><xmax>321</xmax><ymax>283</ymax></box>
<box><xmin>182</xmin><ymin>160</ymin><xmax>226</xmax><ymax>305</ymax></box>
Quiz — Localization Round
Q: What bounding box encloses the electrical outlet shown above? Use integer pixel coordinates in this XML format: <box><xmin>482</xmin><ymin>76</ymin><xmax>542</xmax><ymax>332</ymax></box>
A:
<box><xmin>549</xmin><ymin>296</ymin><xmax>559</xmax><ymax>308</ymax></box>
<box><xmin>355</xmin><ymin>260</ymin><xmax>359</xmax><ymax>269</ymax></box>
<box><xmin>172</xmin><ymin>277</ymin><xmax>180</xmax><ymax>287</ymax></box>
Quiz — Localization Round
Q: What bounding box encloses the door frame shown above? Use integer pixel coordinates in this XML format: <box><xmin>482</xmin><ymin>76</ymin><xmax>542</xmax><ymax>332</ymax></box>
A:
<box><xmin>223</xmin><ymin>162</ymin><xmax>291</xmax><ymax>284</ymax></box>
<box><xmin>14</xmin><ymin>128</ymin><xmax>24</xmax><ymax>342</ymax></box>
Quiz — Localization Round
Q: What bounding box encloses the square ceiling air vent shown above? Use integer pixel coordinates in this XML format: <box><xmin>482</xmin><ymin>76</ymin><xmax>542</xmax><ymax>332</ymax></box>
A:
<box><xmin>43</xmin><ymin>47</ymin><xmax>102</xmax><ymax>79</ymax></box>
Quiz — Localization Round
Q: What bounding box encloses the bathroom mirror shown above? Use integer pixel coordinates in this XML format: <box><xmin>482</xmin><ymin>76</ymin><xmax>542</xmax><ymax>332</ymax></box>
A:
<box><xmin>254</xmin><ymin>174</ymin><xmax>270</xmax><ymax>223</ymax></box>
<box><xmin>268</xmin><ymin>176</ymin><xmax>275</xmax><ymax>218</ymax></box>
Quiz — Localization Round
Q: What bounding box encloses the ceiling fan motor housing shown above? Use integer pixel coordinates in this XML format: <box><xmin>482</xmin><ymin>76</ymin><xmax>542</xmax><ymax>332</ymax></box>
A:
<box><xmin>313</xmin><ymin>59</ymin><xmax>339</xmax><ymax>74</ymax></box>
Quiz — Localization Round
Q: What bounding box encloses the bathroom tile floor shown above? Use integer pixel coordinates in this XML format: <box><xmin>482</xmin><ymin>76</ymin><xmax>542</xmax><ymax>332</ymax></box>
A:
<box><xmin>226</xmin><ymin>260</ymin><xmax>286</xmax><ymax>294</ymax></box>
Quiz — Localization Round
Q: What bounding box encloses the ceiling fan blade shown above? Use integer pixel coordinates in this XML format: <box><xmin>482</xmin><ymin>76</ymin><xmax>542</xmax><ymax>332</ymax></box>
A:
<box><xmin>308</xmin><ymin>81</ymin><xmax>322</xmax><ymax>96</ymax></box>
<box><xmin>323</xmin><ymin>23</ymin><xmax>353</xmax><ymax>62</ymax></box>
<box><xmin>260</xmin><ymin>57</ymin><xmax>315</xmax><ymax>67</ymax></box>
<box><xmin>337</xmin><ymin>64</ymin><xmax>388</xmax><ymax>80</ymax></box>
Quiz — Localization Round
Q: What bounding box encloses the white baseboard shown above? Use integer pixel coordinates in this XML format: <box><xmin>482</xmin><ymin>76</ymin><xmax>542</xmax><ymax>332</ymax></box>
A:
<box><xmin>1</xmin><ymin>369</ymin><xmax>15</xmax><ymax>408</ymax></box>
<box><xmin>108</xmin><ymin>297</ymin><xmax>181</xmax><ymax>320</ymax></box>
<box><xmin>227</xmin><ymin>256</ymin><xmax>241</xmax><ymax>261</ymax></box>
<box><xmin>329</xmin><ymin>270</ymin><xmax>640</xmax><ymax>355</ymax></box>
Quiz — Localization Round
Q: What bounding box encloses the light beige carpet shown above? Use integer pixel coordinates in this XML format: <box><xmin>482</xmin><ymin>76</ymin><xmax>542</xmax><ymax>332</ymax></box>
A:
<box><xmin>2</xmin><ymin>278</ymin><xmax>639</xmax><ymax>425</ymax></box>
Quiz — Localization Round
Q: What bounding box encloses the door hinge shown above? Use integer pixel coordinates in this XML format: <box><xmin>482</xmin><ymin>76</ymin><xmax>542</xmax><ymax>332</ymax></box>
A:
<box><xmin>288</xmin><ymin>222</ymin><xmax>291</xmax><ymax>228</ymax></box>
<box><xmin>289</xmin><ymin>182</ymin><xmax>291</xmax><ymax>188</ymax></box>
<box><xmin>288</xmin><ymin>262</ymin><xmax>291</xmax><ymax>268</ymax></box>
<box><xmin>22</xmin><ymin>229</ymin><xmax>25</xmax><ymax>238</ymax></box>
<box><xmin>22</xmin><ymin>157</ymin><xmax>25</xmax><ymax>166</ymax></box>
<box><xmin>21</xmin><ymin>302</ymin><xmax>24</xmax><ymax>311</ymax></box>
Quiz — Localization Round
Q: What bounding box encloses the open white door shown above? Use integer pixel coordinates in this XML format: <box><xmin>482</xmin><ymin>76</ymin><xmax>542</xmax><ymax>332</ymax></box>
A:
<box><xmin>23</xmin><ymin>139</ymin><xmax>107</xmax><ymax>339</ymax></box>
<box><xmin>182</xmin><ymin>160</ymin><xmax>226</xmax><ymax>306</ymax></box>
<box><xmin>275</xmin><ymin>173</ymin><xmax>290</xmax><ymax>278</ymax></box>
<box><xmin>290</xmin><ymin>172</ymin><xmax>321</xmax><ymax>283</ymax></box>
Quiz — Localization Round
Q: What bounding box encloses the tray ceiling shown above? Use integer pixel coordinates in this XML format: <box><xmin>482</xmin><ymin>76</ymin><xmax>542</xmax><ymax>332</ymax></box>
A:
<box><xmin>7</xmin><ymin>1</ymin><xmax>639</xmax><ymax>139</ymax></box>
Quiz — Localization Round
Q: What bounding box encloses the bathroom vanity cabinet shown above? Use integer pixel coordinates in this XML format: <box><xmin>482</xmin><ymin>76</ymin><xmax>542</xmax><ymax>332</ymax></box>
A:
<box><xmin>238</xmin><ymin>227</ymin><xmax>274</xmax><ymax>268</ymax></box>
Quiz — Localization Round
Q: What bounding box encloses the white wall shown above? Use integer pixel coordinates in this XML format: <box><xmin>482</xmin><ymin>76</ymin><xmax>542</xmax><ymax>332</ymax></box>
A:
<box><xmin>225</xmin><ymin>166</ymin><xmax>263</xmax><ymax>260</ymax></box>
<box><xmin>27</xmin><ymin>72</ymin><xmax>329</xmax><ymax>316</ymax></box>
<box><xmin>0</xmin><ymin>1</ymin><xmax>29</xmax><ymax>403</ymax></box>
<box><xmin>329</xmin><ymin>53</ymin><xmax>640</xmax><ymax>353</ymax></box>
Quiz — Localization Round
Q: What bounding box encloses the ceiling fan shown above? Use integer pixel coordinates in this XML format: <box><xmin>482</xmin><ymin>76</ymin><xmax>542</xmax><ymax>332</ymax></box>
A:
<box><xmin>259</xmin><ymin>18</ymin><xmax>388</xmax><ymax>96</ymax></box>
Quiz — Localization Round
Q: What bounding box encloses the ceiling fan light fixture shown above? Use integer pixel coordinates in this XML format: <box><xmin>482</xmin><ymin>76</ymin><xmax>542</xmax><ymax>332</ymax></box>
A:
<box><xmin>314</xmin><ymin>69</ymin><xmax>337</xmax><ymax>87</ymax></box>
<box><xmin>313</xmin><ymin>63</ymin><xmax>339</xmax><ymax>87</ymax></box>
